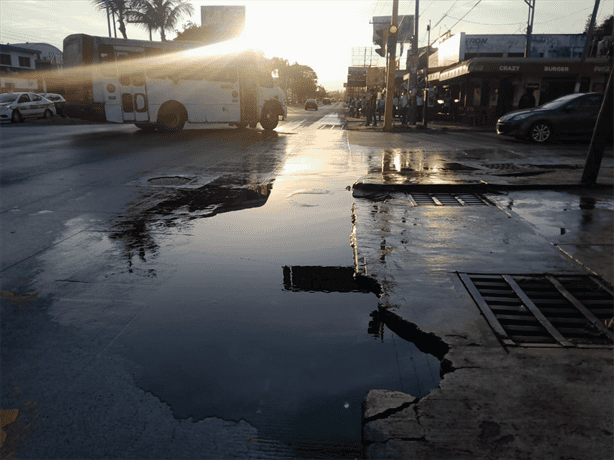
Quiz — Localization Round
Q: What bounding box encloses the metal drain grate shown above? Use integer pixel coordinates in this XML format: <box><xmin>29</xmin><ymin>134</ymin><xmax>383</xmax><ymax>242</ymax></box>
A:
<box><xmin>147</xmin><ymin>176</ymin><xmax>195</xmax><ymax>186</ymax></box>
<box><xmin>459</xmin><ymin>274</ymin><xmax>613</xmax><ymax>348</ymax></box>
<box><xmin>408</xmin><ymin>193</ymin><xmax>490</xmax><ymax>206</ymax></box>
<box><xmin>317</xmin><ymin>124</ymin><xmax>343</xmax><ymax>130</ymax></box>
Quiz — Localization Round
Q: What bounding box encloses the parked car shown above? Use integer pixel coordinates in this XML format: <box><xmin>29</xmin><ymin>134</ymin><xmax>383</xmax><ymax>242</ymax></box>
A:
<box><xmin>496</xmin><ymin>92</ymin><xmax>603</xmax><ymax>143</ymax></box>
<box><xmin>304</xmin><ymin>99</ymin><xmax>318</xmax><ymax>111</ymax></box>
<box><xmin>41</xmin><ymin>93</ymin><xmax>67</xmax><ymax>117</ymax></box>
<box><xmin>0</xmin><ymin>92</ymin><xmax>56</xmax><ymax>123</ymax></box>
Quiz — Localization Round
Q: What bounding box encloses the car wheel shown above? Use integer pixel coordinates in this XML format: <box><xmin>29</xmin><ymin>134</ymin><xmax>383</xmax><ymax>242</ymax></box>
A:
<box><xmin>11</xmin><ymin>110</ymin><xmax>23</xmax><ymax>123</ymax></box>
<box><xmin>529</xmin><ymin>122</ymin><xmax>552</xmax><ymax>143</ymax></box>
<box><xmin>234</xmin><ymin>122</ymin><xmax>248</xmax><ymax>129</ymax></box>
<box><xmin>260</xmin><ymin>106</ymin><xmax>278</xmax><ymax>131</ymax></box>
<box><xmin>43</xmin><ymin>109</ymin><xmax>53</xmax><ymax>119</ymax></box>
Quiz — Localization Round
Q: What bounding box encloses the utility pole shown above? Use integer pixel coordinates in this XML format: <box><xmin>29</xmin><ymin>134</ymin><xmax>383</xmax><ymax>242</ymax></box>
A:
<box><xmin>423</xmin><ymin>21</ymin><xmax>430</xmax><ymax>128</ymax></box>
<box><xmin>576</xmin><ymin>0</ymin><xmax>601</xmax><ymax>92</ymax></box>
<box><xmin>105</xmin><ymin>0</ymin><xmax>112</xmax><ymax>38</ymax></box>
<box><xmin>524</xmin><ymin>0</ymin><xmax>536</xmax><ymax>58</ymax></box>
<box><xmin>581</xmin><ymin>68</ymin><xmax>612</xmax><ymax>184</ymax></box>
<box><xmin>383</xmin><ymin>0</ymin><xmax>399</xmax><ymax>132</ymax></box>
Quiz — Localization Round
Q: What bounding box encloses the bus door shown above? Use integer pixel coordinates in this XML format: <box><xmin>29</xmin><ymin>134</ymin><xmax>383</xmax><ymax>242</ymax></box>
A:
<box><xmin>99</xmin><ymin>45</ymin><xmax>123</xmax><ymax>123</ymax></box>
<box><xmin>238</xmin><ymin>61</ymin><xmax>259</xmax><ymax>124</ymax></box>
<box><xmin>117</xmin><ymin>72</ymin><xmax>149</xmax><ymax>123</ymax></box>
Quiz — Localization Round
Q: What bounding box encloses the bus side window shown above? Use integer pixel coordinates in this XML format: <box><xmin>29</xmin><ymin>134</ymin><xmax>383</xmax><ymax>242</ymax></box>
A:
<box><xmin>258</xmin><ymin>71</ymin><xmax>274</xmax><ymax>88</ymax></box>
<box><xmin>211</xmin><ymin>65</ymin><xmax>237</xmax><ymax>83</ymax></box>
<box><xmin>99</xmin><ymin>45</ymin><xmax>115</xmax><ymax>63</ymax></box>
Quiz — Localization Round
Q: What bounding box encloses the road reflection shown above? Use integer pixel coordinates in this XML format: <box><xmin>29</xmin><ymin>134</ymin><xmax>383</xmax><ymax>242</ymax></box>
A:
<box><xmin>372</xmin><ymin>148</ymin><xmax>479</xmax><ymax>185</ymax></box>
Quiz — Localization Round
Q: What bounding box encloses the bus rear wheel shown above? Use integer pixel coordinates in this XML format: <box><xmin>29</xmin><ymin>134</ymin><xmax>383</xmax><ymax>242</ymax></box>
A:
<box><xmin>157</xmin><ymin>103</ymin><xmax>187</xmax><ymax>132</ymax></box>
<box><xmin>260</xmin><ymin>107</ymin><xmax>278</xmax><ymax>131</ymax></box>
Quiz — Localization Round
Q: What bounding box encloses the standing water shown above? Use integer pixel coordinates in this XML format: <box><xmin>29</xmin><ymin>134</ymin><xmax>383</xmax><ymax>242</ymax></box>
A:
<box><xmin>105</xmin><ymin>126</ymin><xmax>441</xmax><ymax>458</ymax></box>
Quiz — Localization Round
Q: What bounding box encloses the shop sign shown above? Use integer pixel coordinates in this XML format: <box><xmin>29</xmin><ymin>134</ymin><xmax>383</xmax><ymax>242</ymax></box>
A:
<box><xmin>544</xmin><ymin>66</ymin><xmax>569</xmax><ymax>72</ymax></box>
<box><xmin>348</xmin><ymin>66</ymin><xmax>367</xmax><ymax>76</ymax></box>
<box><xmin>594</xmin><ymin>66</ymin><xmax>611</xmax><ymax>73</ymax></box>
<box><xmin>499</xmin><ymin>65</ymin><xmax>520</xmax><ymax>72</ymax></box>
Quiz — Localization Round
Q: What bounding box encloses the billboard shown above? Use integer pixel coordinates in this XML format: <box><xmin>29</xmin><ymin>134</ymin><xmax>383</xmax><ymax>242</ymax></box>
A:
<box><xmin>201</xmin><ymin>5</ymin><xmax>245</xmax><ymax>31</ymax></box>
<box><xmin>372</xmin><ymin>15</ymin><xmax>414</xmax><ymax>44</ymax></box>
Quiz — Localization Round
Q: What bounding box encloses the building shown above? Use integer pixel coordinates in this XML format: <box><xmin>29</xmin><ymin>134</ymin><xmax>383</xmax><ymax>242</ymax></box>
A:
<box><xmin>406</xmin><ymin>32</ymin><xmax>611</xmax><ymax>125</ymax></box>
<box><xmin>0</xmin><ymin>44</ymin><xmax>40</xmax><ymax>92</ymax></box>
<box><xmin>10</xmin><ymin>42</ymin><xmax>63</xmax><ymax>71</ymax></box>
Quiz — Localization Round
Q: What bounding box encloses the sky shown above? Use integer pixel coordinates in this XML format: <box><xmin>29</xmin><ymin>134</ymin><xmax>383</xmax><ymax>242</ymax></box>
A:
<box><xmin>1</xmin><ymin>0</ymin><xmax>612</xmax><ymax>91</ymax></box>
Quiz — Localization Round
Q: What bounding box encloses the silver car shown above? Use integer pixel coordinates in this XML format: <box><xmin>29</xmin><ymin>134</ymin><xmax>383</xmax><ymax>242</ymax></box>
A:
<box><xmin>0</xmin><ymin>92</ymin><xmax>56</xmax><ymax>124</ymax></box>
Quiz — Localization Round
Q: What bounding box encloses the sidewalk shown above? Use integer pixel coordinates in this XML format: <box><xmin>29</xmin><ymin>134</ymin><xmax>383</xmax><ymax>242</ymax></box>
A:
<box><xmin>348</xmin><ymin>120</ymin><xmax>614</xmax><ymax>459</ymax></box>
<box><xmin>345</xmin><ymin>114</ymin><xmax>495</xmax><ymax>133</ymax></box>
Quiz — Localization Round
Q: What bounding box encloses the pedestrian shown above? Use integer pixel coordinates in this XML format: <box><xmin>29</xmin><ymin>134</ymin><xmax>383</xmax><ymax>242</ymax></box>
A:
<box><xmin>393</xmin><ymin>93</ymin><xmax>399</xmax><ymax>119</ymax></box>
<box><xmin>376</xmin><ymin>95</ymin><xmax>385</xmax><ymax>122</ymax></box>
<box><xmin>416</xmin><ymin>91</ymin><xmax>424</xmax><ymax>123</ymax></box>
<box><xmin>365</xmin><ymin>90</ymin><xmax>378</xmax><ymax>126</ymax></box>
<box><xmin>400</xmin><ymin>91</ymin><xmax>409</xmax><ymax>125</ymax></box>
<box><xmin>518</xmin><ymin>89</ymin><xmax>536</xmax><ymax>110</ymax></box>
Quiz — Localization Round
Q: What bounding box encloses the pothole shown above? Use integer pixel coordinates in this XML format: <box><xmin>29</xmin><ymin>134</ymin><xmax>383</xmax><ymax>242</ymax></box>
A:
<box><xmin>147</xmin><ymin>176</ymin><xmax>195</xmax><ymax>186</ymax></box>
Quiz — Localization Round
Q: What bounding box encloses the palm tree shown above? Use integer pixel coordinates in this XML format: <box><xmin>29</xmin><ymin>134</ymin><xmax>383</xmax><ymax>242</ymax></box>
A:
<box><xmin>129</xmin><ymin>0</ymin><xmax>194</xmax><ymax>42</ymax></box>
<box><xmin>92</xmin><ymin>0</ymin><xmax>132</xmax><ymax>39</ymax></box>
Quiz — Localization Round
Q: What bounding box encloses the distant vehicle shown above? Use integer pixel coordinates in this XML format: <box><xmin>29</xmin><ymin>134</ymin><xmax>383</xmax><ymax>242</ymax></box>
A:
<box><xmin>0</xmin><ymin>92</ymin><xmax>56</xmax><ymax>123</ymax></box>
<box><xmin>496</xmin><ymin>92</ymin><xmax>603</xmax><ymax>143</ymax></box>
<box><xmin>61</xmin><ymin>34</ymin><xmax>286</xmax><ymax>132</ymax></box>
<box><xmin>304</xmin><ymin>99</ymin><xmax>318</xmax><ymax>110</ymax></box>
<box><xmin>40</xmin><ymin>93</ymin><xmax>67</xmax><ymax>117</ymax></box>
<box><xmin>322</xmin><ymin>97</ymin><xmax>331</xmax><ymax>105</ymax></box>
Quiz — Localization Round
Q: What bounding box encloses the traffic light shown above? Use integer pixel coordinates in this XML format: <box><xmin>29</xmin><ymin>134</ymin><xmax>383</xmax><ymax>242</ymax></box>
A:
<box><xmin>374</xmin><ymin>29</ymin><xmax>387</xmax><ymax>57</ymax></box>
<box><xmin>387</xmin><ymin>24</ymin><xmax>398</xmax><ymax>56</ymax></box>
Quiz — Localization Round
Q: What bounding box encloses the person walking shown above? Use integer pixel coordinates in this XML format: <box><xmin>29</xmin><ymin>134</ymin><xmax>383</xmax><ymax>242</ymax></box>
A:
<box><xmin>393</xmin><ymin>93</ymin><xmax>399</xmax><ymax>119</ymax></box>
<box><xmin>416</xmin><ymin>91</ymin><xmax>424</xmax><ymax>123</ymax></box>
<box><xmin>376</xmin><ymin>95</ymin><xmax>385</xmax><ymax>122</ymax></box>
<box><xmin>400</xmin><ymin>91</ymin><xmax>409</xmax><ymax>125</ymax></box>
<box><xmin>365</xmin><ymin>90</ymin><xmax>378</xmax><ymax>126</ymax></box>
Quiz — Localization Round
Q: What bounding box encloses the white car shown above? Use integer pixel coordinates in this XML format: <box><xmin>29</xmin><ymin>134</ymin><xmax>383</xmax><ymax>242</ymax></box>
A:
<box><xmin>0</xmin><ymin>92</ymin><xmax>56</xmax><ymax>124</ymax></box>
<box><xmin>40</xmin><ymin>93</ymin><xmax>67</xmax><ymax>117</ymax></box>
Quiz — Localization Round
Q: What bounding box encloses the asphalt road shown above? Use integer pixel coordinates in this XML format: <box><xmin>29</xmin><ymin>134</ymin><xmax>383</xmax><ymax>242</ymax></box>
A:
<box><xmin>1</xmin><ymin>104</ymin><xmax>610</xmax><ymax>459</ymax></box>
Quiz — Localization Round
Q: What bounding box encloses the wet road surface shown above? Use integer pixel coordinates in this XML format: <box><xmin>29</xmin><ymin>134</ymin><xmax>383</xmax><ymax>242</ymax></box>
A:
<box><xmin>2</xmin><ymin>104</ymin><xmax>611</xmax><ymax>458</ymax></box>
<box><xmin>2</xmin><ymin>104</ymin><xmax>440</xmax><ymax>458</ymax></box>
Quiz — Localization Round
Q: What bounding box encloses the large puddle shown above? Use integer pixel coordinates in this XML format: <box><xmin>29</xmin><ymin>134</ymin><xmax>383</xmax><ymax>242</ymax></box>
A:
<box><xmin>103</xmin><ymin>129</ymin><xmax>442</xmax><ymax>458</ymax></box>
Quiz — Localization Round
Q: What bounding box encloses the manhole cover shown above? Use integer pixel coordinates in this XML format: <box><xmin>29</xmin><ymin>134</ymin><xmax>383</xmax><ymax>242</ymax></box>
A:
<box><xmin>408</xmin><ymin>193</ymin><xmax>490</xmax><ymax>206</ymax></box>
<box><xmin>147</xmin><ymin>176</ymin><xmax>195</xmax><ymax>186</ymax></box>
<box><xmin>459</xmin><ymin>273</ymin><xmax>613</xmax><ymax>348</ymax></box>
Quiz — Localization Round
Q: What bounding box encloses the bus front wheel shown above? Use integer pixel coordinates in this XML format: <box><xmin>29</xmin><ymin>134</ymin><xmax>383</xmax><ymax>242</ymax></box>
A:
<box><xmin>260</xmin><ymin>107</ymin><xmax>278</xmax><ymax>131</ymax></box>
<box><xmin>157</xmin><ymin>103</ymin><xmax>187</xmax><ymax>132</ymax></box>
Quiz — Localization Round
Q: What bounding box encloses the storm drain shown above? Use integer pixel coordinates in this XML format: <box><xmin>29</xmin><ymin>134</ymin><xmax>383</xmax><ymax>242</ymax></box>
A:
<box><xmin>459</xmin><ymin>273</ymin><xmax>614</xmax><ymax>348</ymax></box>
<box><xmin>408</xmin><ymin>193</ymin><xmax>490</xmax><ymax>206</ymax></box>
<box><xmin>147</xmin><ymin>176</ymin><xmax>195</xmax><ymax>186</ymax></box>
<box><xmin>317</xmin><ymin>124</ymin><xmax>343</xmax><ymax>130</ymax></box>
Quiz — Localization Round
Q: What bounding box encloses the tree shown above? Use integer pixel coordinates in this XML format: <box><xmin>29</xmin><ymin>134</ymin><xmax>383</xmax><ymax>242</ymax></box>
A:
<box><xmin>584</xmin><ymin>14</ymin><xmax>613</xmax><ymax>57</ymax></box>
<box><xmin>92</xmin><ymin>0</ymin><xmax>132</xmax><ymax>39</ymax></box>
<box><xmin>130</xmin><ymin>0</ymin><xmax>194</xmax><ymax>42</ymax></box>
<box><xmin>174</xmin><ymin>20</ymin><xmax>244</xmax><ymax>44</ymax></box>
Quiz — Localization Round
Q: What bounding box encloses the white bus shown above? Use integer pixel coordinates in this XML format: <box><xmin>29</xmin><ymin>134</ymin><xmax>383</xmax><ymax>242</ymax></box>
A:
<box><xmin>62</xmin><ymin>34</ymin><xmax>286</xmax><ymax>131</ymax></box>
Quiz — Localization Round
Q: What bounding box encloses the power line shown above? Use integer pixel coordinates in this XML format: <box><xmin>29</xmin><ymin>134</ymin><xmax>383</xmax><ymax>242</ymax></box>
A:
<box><xmin>447</xmin><ymin>0</ymin><xmax>483</xmax><ymax>32</ymax></box>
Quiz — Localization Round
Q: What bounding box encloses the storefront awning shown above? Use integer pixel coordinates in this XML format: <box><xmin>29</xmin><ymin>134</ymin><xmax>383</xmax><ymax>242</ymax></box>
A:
<box><xmin>434</xmin><ymin>57</ymin><xmax>611</xmax><ymax>82</ymax></box>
